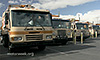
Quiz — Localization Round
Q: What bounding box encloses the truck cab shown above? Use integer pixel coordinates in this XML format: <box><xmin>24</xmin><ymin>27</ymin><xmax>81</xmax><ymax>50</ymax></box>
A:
<box><xmin>52</xmin><ymin>19</ymin><xmax>71</xmax><ymax>44</ymax></box>
<box><xmin>1</xmin><ymin>5</ymin><xmax>53</xmax><ymax>51</ymax></box>
<box><xmin>75</xmin><ymin>23</ymin><xmax>90</xmax><ymax>40</ymax></box>
<box><xmin>93</xmin><ymin>25</ymin><xmax>100</xmax><ymax>35</ymax></box>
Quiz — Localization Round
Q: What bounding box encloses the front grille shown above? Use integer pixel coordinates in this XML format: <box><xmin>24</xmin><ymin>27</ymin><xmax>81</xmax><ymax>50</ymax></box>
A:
<box><xmin>66</xmin><ymin>30</ymin><xmax>72</xmax><ymax>36</ymax></box>
<box><xmin>57</xmin><ymin>30</ymin><xmax>66</xmax><ymax>37</ymax></box>
<box><xmin>26</xmin><ymin>35</ymin><xmax>42</xmax><ymax>40</ymax></box>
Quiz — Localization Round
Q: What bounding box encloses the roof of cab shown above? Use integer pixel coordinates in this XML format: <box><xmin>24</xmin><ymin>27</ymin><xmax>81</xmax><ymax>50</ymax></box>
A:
<box><xmin>7</xmin><ymin>5</ymin><xmax>50</xmax><ymax>12</ymax></box>
<box><xmin>52</xmin><ymin>19</ymin><xmax>70</xmax><ymax>22</ymax></box>
<box><xmin>76</xmin><ymin>23</ymin><xmax>88</xmax><ymax>25</ymax></box>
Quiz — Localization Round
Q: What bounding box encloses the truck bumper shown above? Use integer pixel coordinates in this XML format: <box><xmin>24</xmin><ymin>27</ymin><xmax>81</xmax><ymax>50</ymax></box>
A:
<box><xmin>76</xmin><ymin>36</ymin><xmax>90</xmax><ymax>40</ymax></box>
<box><xmin>53</xmin><ymin>37</ymin><xmax>68</xmax><ymax>43</ymax></box>
<box><xmin>11</xmin><ymin>40</ymin><xmax>53</xmax><ymax>48</ymax></box>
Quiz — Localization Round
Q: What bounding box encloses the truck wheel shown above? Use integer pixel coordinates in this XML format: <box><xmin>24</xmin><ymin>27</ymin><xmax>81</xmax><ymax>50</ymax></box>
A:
<box><xmin>8</xmin><ymin>47</ymin><xmax>14</xmax><ymax>53</ymax></box>
<box><xmin>61</xmin><ymin>41</ymin><xmax>67</xmax><ymax>45</ymax></box>
<box><xmin>83</xmin><ymin>38</ymin><xmax>85</xmax><ymax>41</ymax></box>
<box><xmin>61</xmin><ymin>39</ymin><xmax>68</xmax><ymax>45</ymax></box>
<box><xmin>38</xmin><ymin>45</ymin><xmax>46</xmax><ymax>51</ymax></box>
<box><xmin>2</xmin><ymin>35</ymin><xmax>8</xmax><ymax>48</ymax></box>
<box><xmin>8</xmin><ymin>42</ymin><xmax>14</xmax><ymax>53</ymax></box>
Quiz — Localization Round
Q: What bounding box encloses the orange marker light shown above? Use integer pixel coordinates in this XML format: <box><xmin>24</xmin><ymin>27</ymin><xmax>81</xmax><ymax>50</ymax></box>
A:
<box><xmin>15</xmin><ymin>7</ymin><xmax>18</xmax><ymax>8</ymax></box>
<box><xmin>11</xmin><ymin>37</ymin><xmax>14</xmax><ymax>41</ymax></box>
<box><xmin>36</xmin><ymin>9</ymin><xmax>38</xmax><ymax>10</ymax></box>
<box><xmin>27</xmin><ymin>8</ymin><xmax>30</xmax><ymax>9</ymax></box>
<box><xmin>46</xmin><ymin>10</ymin><xmax>49</xmax><ymax>11</ymax></box>
<box><xmin>20</xmin><ymin>5</ymin><xmax>25</xmax><ymax>7</ymax></box>
<box><xmin>32</xmin><ymin>8</ymin><xmax>34</xmax><ymax>10</ymax></box>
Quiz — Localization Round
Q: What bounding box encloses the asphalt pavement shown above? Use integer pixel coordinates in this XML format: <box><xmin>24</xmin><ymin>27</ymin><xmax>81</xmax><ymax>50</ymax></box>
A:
<box><xmin>0</xmin><ymin>37</ymin><xmax>100</xmax><ymax>60</ymax></box>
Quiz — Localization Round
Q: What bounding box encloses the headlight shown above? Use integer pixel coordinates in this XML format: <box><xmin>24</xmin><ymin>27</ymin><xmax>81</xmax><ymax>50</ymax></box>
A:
<box><xmin>46</xmin><ymin>35</ymin><xmax>52</xmax><ymax>39</ymax></box>
<box><xmin>67</xmin><ymin>32</ymin><xmax>71</xmax><ymax>35</ymax></box>
<box><xmin>0</xmin><ymin>36</ymin><xmax>3</xmax><ymax>40</ymax></box>
<box><xmin>11</xmin><ymin>37</ymin><xmax>22</xmax><ymax>41</ymax></box>
<box><xmin>68</xmin><ymin>30</ymin><xmax>71</xmax><ymax>32</ymax></box>
<box><xmin>52</xmin><ymin>32</ymin><xmax>56</xmax><ymax>36</ymax></box>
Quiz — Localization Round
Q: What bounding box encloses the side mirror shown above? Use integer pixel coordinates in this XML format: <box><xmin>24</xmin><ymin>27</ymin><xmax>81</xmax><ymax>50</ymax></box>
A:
<box><xmin>5</xmin><ymin>13</ymin><xmax>9</xmax><ymax>24</ymax></box>
<box><xmin>73</xmin><ymin>25</ymin><xmax>76</xmax><ymax>29</ymax></box>
<box><xmin>5</xmin><ymin>20</ymin><xmax>8</xmax><ymax>24</ymax></box>
<box><xmin>50</xmin><ymin>13</ymin><xmax>52</xmax><ymax>19</ymax></box>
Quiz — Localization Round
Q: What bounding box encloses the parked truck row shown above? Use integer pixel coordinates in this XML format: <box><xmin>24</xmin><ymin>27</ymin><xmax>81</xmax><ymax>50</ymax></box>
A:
<box><xmin>0</xmin><ymin>5</ymin><xmax>99</xmax><ymax>52</ymax></box>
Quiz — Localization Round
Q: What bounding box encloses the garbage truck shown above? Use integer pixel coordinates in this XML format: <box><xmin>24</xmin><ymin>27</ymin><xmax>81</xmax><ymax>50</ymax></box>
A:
<box><xmin>75</xmin><ymin>22</ymin><xmax>90</xmax><ymax>40</ymax></box>
<box><xmin>1</xmin><ymin>5</ymin><xmax>53</xmax><ymax>51</ymax></box>
<box><xmin>93</xmin><ymin>24</ymin><xmax>100</xmax><ymax>36</ymax></box>
<box><xmin>52</xmin><ymin>18</ymin><xmax>72</xmax><ymax>44</ymax></box>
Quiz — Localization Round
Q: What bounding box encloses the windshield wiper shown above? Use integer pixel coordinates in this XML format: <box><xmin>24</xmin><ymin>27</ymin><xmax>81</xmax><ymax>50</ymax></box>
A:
<box><xmin>24</xmin><ymin>18</ymin><xmax>33</xmax><ymax>30</ymax></box>
<box><xmin>32</xmin><ymin>16</ymin><xmax>45</xmax><ymax>30</ymax></box>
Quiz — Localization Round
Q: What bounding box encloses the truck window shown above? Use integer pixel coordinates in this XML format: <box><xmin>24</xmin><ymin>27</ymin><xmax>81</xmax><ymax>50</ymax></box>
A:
<box><xmin>76</xmin><ymin>23</ymin><xmax>88</xmax><ymax>29</ymax></box>
<box><xmin>52</xmin><ymin>20</ymin><xmax>71</xmax><ymax>29</ymax></box>
<box><xmin>11</xmin><ymin>10</ymin><xmax>52</xmax><ymax>27</ymax></box>
<box><xmin>93</xmin><ymin>26</ymin><xmax>99</xmax><ymax>29</ymax></box>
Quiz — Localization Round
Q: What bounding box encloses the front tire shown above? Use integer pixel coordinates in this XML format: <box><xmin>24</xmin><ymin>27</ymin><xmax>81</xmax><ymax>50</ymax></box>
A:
<box><xmin>61</xmin><ymin>38</ymin><xmax>68</xmax><ymax>45</ymax></box>
<box><xmin>8</xmin><ymin>42</ymin><xmax>14</xmax><ymax>53</ymax></box>
<box><xmin>2</xmin><ymin>35</ymin><xmax>9</xmax><ymax>48</ymax></box>
<box><xmin>61</xmin><ymin>40</ymin><xmax>67</xmax><ymax>45</ymax></box>
<box><xmin>38</xmin><ymin>45</ymin><xmax>46</xmax><ymax>51</ymax></box>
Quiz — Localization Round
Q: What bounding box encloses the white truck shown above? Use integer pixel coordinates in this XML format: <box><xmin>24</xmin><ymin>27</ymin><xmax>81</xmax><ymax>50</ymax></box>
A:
<box><xmin>1</xmin><ymin>5</ymin><xmax>53</xmax><ymax>52</ymax></box>
<box><xmin>75</xmin><ymin>22</ymin><xmax>90</xmax><ymax>40</ymax></box>
<box><xmin>52</xmin><ymin>18</ymin><xmax>72</xmax><ymax>44</ymax></box>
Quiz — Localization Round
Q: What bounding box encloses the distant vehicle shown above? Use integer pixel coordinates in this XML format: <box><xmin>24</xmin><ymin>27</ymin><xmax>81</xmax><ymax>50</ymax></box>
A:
<box><xmin>52</xmin><ymin>19</ymin><xmax>72</xmax><ymax>44</ymax></box>
<box><xmin>93</xmin><ymin>25</ymin><xmax>100</xmax><ymax>35</ymax></box>
<box><xmin>1</xmin><ymin>5</ymin><xmax>53</xmax><ymax>52</ymax></box>
<box><xmin>75</xmin><ymin>23</ymin><xmax>90</xmax><ymax>40</ymax></box>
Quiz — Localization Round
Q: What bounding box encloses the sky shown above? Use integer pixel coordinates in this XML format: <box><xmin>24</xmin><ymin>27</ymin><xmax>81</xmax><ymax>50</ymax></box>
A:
<box><xmin>0</xmin><ymin>0</ymin><xmax>100</xmax><ymax>25</ymax></box>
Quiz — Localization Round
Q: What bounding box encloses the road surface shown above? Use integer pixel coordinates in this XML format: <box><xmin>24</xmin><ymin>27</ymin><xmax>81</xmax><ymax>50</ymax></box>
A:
<box><xmin>0</xmin><ymin>37</ymin><xmax>100</xmax><ymax>60</ymax></box>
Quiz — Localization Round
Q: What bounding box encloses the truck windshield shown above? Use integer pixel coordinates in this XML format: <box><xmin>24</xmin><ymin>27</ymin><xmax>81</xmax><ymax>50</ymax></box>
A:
<box><xmin>11</xmin><ymin>10</ymin><xmax>51</xmax><ymax>27</ymax></box>
<box><xmin>52</xmin><ymin>20</ymin><xmax>71</xmax><ymax>29</ymax></box>
<box><xmin>93</xmin><ymin>26</ymin><xmax>100</xmax><ymax>29</ymax></box>
<box><xmin>76</xmin><ymin>23</ymin><xmax>88</xmax><ymax>29</ymax></box>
